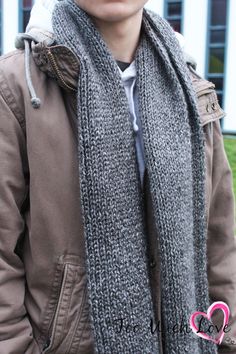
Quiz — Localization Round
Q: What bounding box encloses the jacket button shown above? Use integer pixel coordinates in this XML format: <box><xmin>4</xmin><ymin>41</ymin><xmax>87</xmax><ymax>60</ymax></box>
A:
<box><xmin>150</xmin><ymin>259</ymin><xmax>156</xmax><ymax>268</ymax></box>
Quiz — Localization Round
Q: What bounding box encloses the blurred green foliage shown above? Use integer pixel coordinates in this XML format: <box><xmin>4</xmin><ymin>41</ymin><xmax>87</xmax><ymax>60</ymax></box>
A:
<box><xmin>224</xmin><ymin>138</ymin><xmax>236</xmax><ymax>200</ymax></box>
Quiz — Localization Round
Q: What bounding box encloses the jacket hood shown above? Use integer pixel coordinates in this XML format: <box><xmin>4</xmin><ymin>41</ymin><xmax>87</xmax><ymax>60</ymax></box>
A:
<box><xmin>15</xmin><ymin>0</ymin><xmax>57</xmax><ymax>48</ymax></box>
<box><xmin>26</xmin><ymin>0</ymin><xmax>57</xmax><ymax>33</ymax></box>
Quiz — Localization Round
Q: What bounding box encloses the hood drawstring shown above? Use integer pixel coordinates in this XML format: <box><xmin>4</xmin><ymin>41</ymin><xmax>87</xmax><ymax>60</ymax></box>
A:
<box><xmin>24</xmin><ymin>40</ymin><xmax>41</xmax><ymax>109</ymax></box>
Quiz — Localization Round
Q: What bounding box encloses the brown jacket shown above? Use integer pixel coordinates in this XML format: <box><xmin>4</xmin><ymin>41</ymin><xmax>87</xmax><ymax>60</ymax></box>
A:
<box><xmin>0</xmin><ymin>39</ymin><xmax>235</xmax><ymax>354</ymax></box>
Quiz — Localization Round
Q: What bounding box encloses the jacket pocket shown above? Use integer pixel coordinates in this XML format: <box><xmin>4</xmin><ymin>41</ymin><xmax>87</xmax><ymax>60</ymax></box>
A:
<box><xmin>42</xmin><ymin>255</ymin><xmax>94</xmax><ymax>354</ymax></box>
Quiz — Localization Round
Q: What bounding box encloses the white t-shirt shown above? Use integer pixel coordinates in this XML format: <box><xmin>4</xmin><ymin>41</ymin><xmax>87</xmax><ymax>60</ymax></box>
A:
<box><xmin>118</xmin><ymin>61</ymin><xmax>146</xmax><ymax>188</ymax></box>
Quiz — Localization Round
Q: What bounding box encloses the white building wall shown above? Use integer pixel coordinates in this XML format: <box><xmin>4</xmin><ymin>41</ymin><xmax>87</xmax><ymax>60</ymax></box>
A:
<box><xmin>146</xmin><ymin>0</ymin><xmax>164</xmax><ymax>16</ymax></box>
<box><xmin>223</xmin><ymin>0</ymin><xmax>236</xmax><ymax>132</ymax></box>
<box><xmin>2</xmin><ymin>0</ymin><xmax>19</xmax><ymax>54</ymax></box>
<box><xmin>146</xmin><ymin>0</ymin><xmax>208</xmax><ymax>77</ymax></box>
<box><xmin>183</xmin><ymin>0</ymin><xmax>208</xmax><ymax>77</ymax></box>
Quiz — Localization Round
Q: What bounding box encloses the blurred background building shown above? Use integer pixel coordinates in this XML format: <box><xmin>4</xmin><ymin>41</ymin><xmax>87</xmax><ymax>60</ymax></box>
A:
<box><xmin>0</xmin><ymin>0</ymin><xmax>235</xmax><ymax>133</ymax></box>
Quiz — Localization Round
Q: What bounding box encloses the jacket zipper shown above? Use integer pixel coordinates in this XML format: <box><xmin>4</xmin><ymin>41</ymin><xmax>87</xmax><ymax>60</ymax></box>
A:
<box><xmin>46</xmin><ymin>49</ymin><xmax>77</xmax><ymax>93</ymax></box>
<box><xmin>43</xmin><ymin>264</ymin><xmax>68</xmax><ymax>353</ymax></box>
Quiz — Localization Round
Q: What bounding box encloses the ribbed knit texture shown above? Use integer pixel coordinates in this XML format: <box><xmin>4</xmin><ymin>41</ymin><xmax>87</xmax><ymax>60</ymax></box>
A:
<box><xmin>52</xmin><ymin>1</ymin><xmax>218</xmax><ymax>353</ymax></box>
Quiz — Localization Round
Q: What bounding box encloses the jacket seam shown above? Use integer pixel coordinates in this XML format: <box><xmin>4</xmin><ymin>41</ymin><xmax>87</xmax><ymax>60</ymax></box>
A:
<box><xmin>0</xmin><ymin>68</ymin><xmax>25</xmax><ymax>132</ymax></box>
<box><xmin>200</xmin><ymin>112</ymin><xmax>226</xmax><ymax>127</ymax></box>
<box><xmin>0</xmin><ymin>50</ymin><xmax>22</xmax><ymax>62</ymax></box>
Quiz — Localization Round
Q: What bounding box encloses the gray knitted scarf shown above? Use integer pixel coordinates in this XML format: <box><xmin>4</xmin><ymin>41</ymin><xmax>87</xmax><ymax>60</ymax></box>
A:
<box><xmin>52</xmin><ymin>1</ymin><xmax>217</xmax><ymax>353</ymax></box>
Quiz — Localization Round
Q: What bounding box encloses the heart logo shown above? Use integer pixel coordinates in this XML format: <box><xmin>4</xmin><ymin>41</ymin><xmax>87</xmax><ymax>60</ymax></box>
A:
<box><xmin>189</xmin><ymin>301</ymin><xmax>230</xmax><ymax>345</ymax></box>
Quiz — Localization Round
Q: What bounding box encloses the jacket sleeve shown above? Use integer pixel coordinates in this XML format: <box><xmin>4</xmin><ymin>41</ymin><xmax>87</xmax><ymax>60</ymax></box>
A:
<box><xmin>0</xmin><ymin>92</ymin><xmax>40</xmax><ymax>353</ymax></box>
<box><xmin>205</xmin><ymin>118</ymin><xmax>236</xmax><ymax>353</ymax></box>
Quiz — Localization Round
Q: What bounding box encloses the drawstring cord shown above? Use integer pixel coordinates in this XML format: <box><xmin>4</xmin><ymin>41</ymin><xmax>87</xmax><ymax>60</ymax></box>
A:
<box><xmin>24</xmin><ymin>40</ymin><xmax>41</xmax><ymax>109</ymax></box>
<box><xmin>129</xmin><ymin>78</ymin><xmax>139</xmax><ymax>132</ymax></box>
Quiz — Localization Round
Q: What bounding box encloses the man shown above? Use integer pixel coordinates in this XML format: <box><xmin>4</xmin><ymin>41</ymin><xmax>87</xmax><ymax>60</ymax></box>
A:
<box><xmin>0</xmin><ymin>0</ymin><xmax>235</xmax><ymax>353</ymax></box>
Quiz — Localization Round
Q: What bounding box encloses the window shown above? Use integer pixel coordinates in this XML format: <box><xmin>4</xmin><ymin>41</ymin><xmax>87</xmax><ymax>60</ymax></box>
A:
<box><xmin>19</xmin><ymin>0</ymin><xmax>33</xmax><ymax>32</ymax></box>
<box><xmin>164</xmin><ymin>0</ymin><xmax>183</xmax><ymax>34</ymax></box>
<box><xmin>206</xmin><ymin>0</ymin><xmax>228</xmax><ymax>109</ymax></box>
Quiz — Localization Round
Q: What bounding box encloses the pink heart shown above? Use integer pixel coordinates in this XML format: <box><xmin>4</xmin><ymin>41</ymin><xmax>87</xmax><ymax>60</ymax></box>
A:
<box><xmin>189</xmin><ymin>301</ymin><xmax>230</xmax><ymax>345</ymax></box>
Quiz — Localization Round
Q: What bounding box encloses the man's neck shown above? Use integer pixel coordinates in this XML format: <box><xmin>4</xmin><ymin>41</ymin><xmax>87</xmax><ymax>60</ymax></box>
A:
<box><xmin>92</xmin><ymin>10</ymin><xmax>143</xmax><ymax>63</ymax></box>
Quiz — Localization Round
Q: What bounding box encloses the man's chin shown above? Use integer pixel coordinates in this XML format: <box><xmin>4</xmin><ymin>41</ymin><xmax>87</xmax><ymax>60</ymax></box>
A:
<box><xmin>88</xmin><ymin>5</ymin><xmax>136</xmax><ymax>23</ymax></box>
<box><xmin>75</xmin><ymin>1</ymin><xmax>146</xmax><ymax>23</ymax></box>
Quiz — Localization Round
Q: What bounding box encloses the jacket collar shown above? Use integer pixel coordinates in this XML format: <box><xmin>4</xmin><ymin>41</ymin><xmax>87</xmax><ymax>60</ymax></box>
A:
<box><xmin>32</xmin><ymin>40</ymin><xmax>79</xmax><ymax>92</ymax></box>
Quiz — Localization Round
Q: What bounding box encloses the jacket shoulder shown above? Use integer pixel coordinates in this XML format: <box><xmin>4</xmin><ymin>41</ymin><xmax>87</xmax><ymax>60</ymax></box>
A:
<box><xmin>187</xmin><ymin>64</ymin><xmax>226</xmax><ymax>126</ymax></box>
<box><xmin>0</xmin><ymin>49</ymin><xmax>26</xmax><ymax>81</ymax></box>
<box><xmin>0</xmin><ymin>49</ymin><xmax>48</xmax><ymax>132</ymax></box>
<box><xmin>0</xmin><ymin>50</ymin><xmax>28</xmax><ymax>129</ymax></box>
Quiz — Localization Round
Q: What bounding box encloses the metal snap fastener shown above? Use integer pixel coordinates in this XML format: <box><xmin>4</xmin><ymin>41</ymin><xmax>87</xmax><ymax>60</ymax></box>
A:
<box><xmin>211</xmin><ymin>102</ymin><xmax>216</xmax><ymax>110</ymax></box>
<box><xmin>150</xmin><ymin>259</ymin><xmax>156</xmax><ymax>268</ymax></box>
